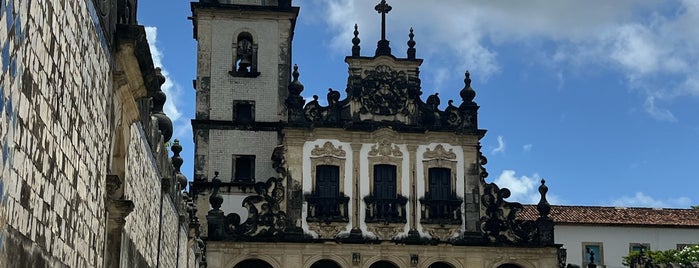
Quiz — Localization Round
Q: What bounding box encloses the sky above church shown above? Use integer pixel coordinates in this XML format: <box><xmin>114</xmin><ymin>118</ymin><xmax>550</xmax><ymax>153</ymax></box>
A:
<box><xmin>138</xmin><ymin>0</ymin><xmax>699</xmax><ymax>208</ymax></box>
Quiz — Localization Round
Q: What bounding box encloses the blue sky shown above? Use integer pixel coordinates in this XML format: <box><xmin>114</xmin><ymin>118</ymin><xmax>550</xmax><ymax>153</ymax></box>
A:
<box><xmin>138</xmin><ymin>1</ymin><xmax>699</xmax><ymax>208</ymax></box>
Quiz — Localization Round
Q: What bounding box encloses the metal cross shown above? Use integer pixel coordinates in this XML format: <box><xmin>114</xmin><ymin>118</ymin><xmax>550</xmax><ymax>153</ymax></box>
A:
<box><xmin>375</xmin><ymin>0</ymin><xmax>392</xmax><ymax>41</ymax></box>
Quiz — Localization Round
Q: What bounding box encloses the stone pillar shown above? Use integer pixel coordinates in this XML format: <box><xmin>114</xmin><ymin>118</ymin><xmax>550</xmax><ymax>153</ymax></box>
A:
<box><xmin>406</xmin><ymin>145</ymin><xmax>419</xmax><ymax>235</ymax></box>
<box><xmin>349</xmin><ymin>143</ymin><xmax>363</xmax><ymax>238</ymax></box>
<box><xmin>104</xmin><ymin>175</ymin><xmax>135</xmax><ymax>268</ymax></box>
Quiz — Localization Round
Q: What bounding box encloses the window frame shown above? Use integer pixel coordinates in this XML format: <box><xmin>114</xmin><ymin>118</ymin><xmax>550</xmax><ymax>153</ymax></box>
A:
<box><xmin>629</xmin><ymin>243</ymin><xmax>650</xmax><ymax>253</ymax></box>
<box><xmin>233</xmin><ymin>100</ymin><xmax>255</xmax><ymax>123</ymax></box>
<box><xmin>230</xmin><ymin>31</ymin><xmax>260</xmax><ymax>77</ymax></box>
<box><xmin>232</xmin><ymin>154</ymin><xmax>256</xmax><ymax>182</ymax></box>
<box><xmin>582</xmin><ymin>242</ymin><xmax>604</xmax><ymax>266</ymax></box>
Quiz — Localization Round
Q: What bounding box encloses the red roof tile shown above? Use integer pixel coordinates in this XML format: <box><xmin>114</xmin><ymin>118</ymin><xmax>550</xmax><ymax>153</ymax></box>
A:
<box><xmin>518</xmin><ymin>205</ymin><xmax>699</xmax><ymax>228</ymax></box>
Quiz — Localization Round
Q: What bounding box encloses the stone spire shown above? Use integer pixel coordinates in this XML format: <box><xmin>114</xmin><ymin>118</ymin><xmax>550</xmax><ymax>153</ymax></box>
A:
<box><xmin>288</xmin><ymin>64</ymin><xmax>304</xmax><ymax>96</ymax></box>
<box><xmin>151</xmin><ymin>68</ymin><xmax>173</xmax><ymax>141</ymax></box>
<box><xmin>374</xmin><ymin>0</ymin><xmax>392</xmax><ymax>56</ymax></box>
<box><xmin>459</xmin><ymin>71</ymin><xmax>476</xmax><ymax>104</ymax></box>
<box><xmin>171</xmin><ymin>139</ymin><xmax>188</xmax><ymax>191</ymax></box>
<box><xmin>407</xmin><ymin>27</ymin><xmax>416</xmax><ymax>59</ymax></box>
<box><xmin>537</xmin><ymin>179</ymin><xmax>551</xmax><ymax>219</ymax></box>
<box><xmin>352</xmin><ymin>24</ymin><xmax>361</xmax><ymax>57</ymax></box>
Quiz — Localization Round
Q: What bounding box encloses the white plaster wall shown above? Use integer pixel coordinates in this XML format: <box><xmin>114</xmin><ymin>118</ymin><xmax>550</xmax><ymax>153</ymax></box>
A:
<box><xmin>300</xmin><ymin>139</ymin><xmax>353</xmax><ymax>237</ymax></box>
<box><xmin>556</xmin><ymin>225</ymin><xmax>699</xmax><ymax>268</ymax></box>
<box><xmin>415</xmin><ymin>143</ymin><xmax>465</xmax><ymax>238</ymax></box>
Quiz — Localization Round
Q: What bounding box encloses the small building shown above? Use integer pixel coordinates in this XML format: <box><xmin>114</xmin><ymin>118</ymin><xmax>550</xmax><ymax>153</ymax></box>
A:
<box><xmin>520</xmin><ymin>205</ymin><xmax>699</xmax><ymax>268</ymax></box>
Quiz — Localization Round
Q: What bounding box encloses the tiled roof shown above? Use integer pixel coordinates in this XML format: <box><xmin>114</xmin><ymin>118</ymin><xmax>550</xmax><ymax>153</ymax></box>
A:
<box><xmin>518</xmin><ymin>205</ymin><xmax>699</xmax><ymax>227</ymax></box>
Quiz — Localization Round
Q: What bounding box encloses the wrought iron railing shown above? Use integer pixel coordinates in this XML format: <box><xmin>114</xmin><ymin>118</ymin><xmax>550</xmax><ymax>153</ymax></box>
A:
<box><xmin>419</xmin><ymin>193</ymin><xmax>463</xmax><ymax>225</ymax></box>
<box><xmin>305</xmin><ymin>193</ymin><xmax>350</xmax><ymax>223</ymax></box>
<box><xmin>363</xmin><ymin>195</ymin><xmax>408</xmax><ymax>223</ymax></box>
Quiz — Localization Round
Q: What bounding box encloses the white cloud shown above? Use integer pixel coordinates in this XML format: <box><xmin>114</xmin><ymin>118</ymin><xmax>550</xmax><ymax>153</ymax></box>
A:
<box><xmin>644</xmin><ymin>96</ymin><xmax>677</xmax><ymax>122</ymax></box>
<box><xmin>491</xmin><ymin>135</ymin><xmax>505</xmax><ymax>154</ymax></box>
<box><xmin>522</xmin><ymin>144</ymin><xmax>533</xmax><ymax>152</ymax></box>
<box><xmin>493</xmin><ymin>170</ymin><xmax>560</xmax><ymax>205</ymax></box>
<box><xmin>611</xmin><ymin>192</ymin><xmax>692</xmax><ymax>208</ymax></box>
<box><xmin>317</xmin><ymin>0</ymin><xmax>699</xmax><ymax>121</ymax></box>
<box><xmin>145</xmin><ymin>26</ymin><xmax>187</xmax><ymax>139</ymax></box>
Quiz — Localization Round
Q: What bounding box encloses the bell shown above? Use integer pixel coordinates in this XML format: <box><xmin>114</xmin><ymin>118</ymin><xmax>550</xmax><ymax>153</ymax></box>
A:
<box><xmin>237</xmin><ymin>54</ymin><xmax>252</xmax><ymax>73</ymax></box>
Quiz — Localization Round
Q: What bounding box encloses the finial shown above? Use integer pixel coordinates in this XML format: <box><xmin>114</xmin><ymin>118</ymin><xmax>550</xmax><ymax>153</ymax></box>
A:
<box><xmin>288</xmin><ymin>64</ymin><xmax>304</xmax><ymax>95</ymax></box>
<box><xmin>151</xmin><ymin>67</ymin><xmax>173</xmax><ymax>141</ymax></box>
<box><xmin>407</xmin><ymin>27</ymin><xmax>416</xmax><ymax>59</ymax></box>
<box><xmin>352</xmin><ymin>24</ymin><xmax>361</xmax><ymax>57</ymax></box>
<box><xmin>459</xmin><ymin>71</ymin><xmax>476</xmax><ymax>103</ymax></box>
<box><xmin>537</xmin><ymin>179</ymin><xmax>551</xmax><ymax>219</ymax></box>
<box><xmin>209</xmin><ymin>171</ymin><xmax>223</xmax><ymax>210</ymax></box>
<box><xmin>171</xmin><ymin>139</ymin><xmax>188</xmax><ymax>191</ymax></box>
<box><xmin>374</xmin><ymin>0</ymin><xmax>393</xmax><ymax>56</ymax></box>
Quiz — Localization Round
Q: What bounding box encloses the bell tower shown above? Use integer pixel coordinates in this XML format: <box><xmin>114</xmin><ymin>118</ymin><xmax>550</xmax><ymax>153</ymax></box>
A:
<box><xmin>190</xmin><ymin>0</ymin><xmax>299</xmax><ymax>228</ymax></box>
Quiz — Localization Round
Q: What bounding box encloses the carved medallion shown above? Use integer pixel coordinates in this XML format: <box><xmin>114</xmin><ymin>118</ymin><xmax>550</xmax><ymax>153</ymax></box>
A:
<box><xmin>360</xmin><ymin>65</ymin><xmax>409</xmax><ymax>116</ymax></box>
<box><xmin>369</xmin><ymin>139</ymin><xmax>403</xmax><ymax>158</ymax></box>
<box><xmin>311</xmin><ymin>142</ymin><xmax>346</xmax><ymax>158</ymax></box>
<box><xmin>422</xmin><ymin>224</ymin><xmax>459</xmax><ymax>241</ymax></box>
<box><xmin>423</xmin><ymin>144</ymin><xmax>457</xmax><ymax>160</ymax></box>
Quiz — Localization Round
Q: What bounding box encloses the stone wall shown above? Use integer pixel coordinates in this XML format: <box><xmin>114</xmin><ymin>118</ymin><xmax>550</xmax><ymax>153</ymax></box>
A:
<box><xmin>0</xmin><ymin>0</ymin><xmax>203</xmax><ymax>267</ymax></box>
<box><xmin>0</xmin><ymin>0</ymin><xmax>112</xmax><ymax>266</ymax></box>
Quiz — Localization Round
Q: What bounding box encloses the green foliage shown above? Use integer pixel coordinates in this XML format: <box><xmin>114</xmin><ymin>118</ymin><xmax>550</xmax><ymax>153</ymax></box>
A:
<box><xmin>622</xmin><ymin>245</ymin><xmax>699</xmax><ymax>266</ymax></box>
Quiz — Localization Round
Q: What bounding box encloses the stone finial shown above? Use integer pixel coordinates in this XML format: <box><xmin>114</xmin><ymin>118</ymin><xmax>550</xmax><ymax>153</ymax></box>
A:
<box><xmin>209</xmin><ymin>172</ymin><xmax>223</xmax><ymax>210</ymax></box>
<box><xmin>288</xmin><ymin>64</ymin><xmax>304</xmax><ymax>96</ymax></box>
<box><xmin>537</xmin><ymin>179</ymin><xmax>551</xmax><ymax>218</ymax></box>
<box><xmin>407</xmin><ymin>27</ymin><xmax>416</xmax><ymax>59</ymax></box>
<box><xmin>171</xmin><ymin>139</ymin><xmax>188</xmax><ymax>191</ymax></box>
<box><xmin>352</xmin><ymin>24</ymin><xmax>361</xmax><ymax>57</ymax></box>
<box><xmin>459</xmin><ymin>71</ymin><xmax>476</xmax><ymax>103</ymax></box>
<box><xmin>151</xmin><ymin>68</ymin><xmax>173</xmax><ymax>141</ymax></box>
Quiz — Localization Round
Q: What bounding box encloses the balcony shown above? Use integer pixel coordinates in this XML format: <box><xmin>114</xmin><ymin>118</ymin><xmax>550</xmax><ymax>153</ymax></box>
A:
<box><xmin>419</xmin><ymin>193</ymin><xmax>463</xmax><ymax>225</ymax></box>
<box><xmin>363</xmin><ymin>195</ymin><xmax>408</xmax><ymax>223</ymax></box>
<box><xmin>305</xmin><ymin>193</ymin><xmax>350</xmax><ymax>223</ymax></box>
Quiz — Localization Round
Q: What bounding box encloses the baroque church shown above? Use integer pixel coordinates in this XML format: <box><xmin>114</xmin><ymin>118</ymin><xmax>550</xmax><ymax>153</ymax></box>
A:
<box><xmin>189</xmin><ymin>0</ymin><xmax>563</xmax><ymax>267</ymax></box>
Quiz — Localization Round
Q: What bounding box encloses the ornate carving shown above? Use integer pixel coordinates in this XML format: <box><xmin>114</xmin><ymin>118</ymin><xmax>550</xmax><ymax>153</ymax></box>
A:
<box><xmin>359</xmin><ymin>65</ymin><xmax>408</xmax><ymax>116</ymax></box>
<box><xmin>367</xmin><ymin>223</ymin><xmax>404</xmax><ymax>240</ymax></box>
<box><xmin>369</xmin><ymin>139</ymin><xmax>403</xmax><ymax>158</ymax></box>
<box><xmin>307</xmin><ymin>222</ymin><xmax>347</xmax><ymax>239</ymax></box>
<box><xmin>421</xmin><ymin>224</ymin><xmax>459</xmax><ymax>241</ymax></box>
<box><xmin>423</xmin><ymin>144</ymin><xmax>456</xmax><ymax>160</ymax></box>
<box><xmin>311</xmin><ymin>142</ymin><xmax>346</xmax><ymax>158</ymax></box>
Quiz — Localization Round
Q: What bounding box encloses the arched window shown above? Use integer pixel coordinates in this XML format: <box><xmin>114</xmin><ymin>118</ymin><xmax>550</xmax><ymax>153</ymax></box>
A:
<box><xmin>369</xmin><ymin>260</ymin><xmax>399</xmax><ymax>268</ymax></box>
<box><xmin>233</xmin><ymin>259</ymin><xmax>273</xmax><ymax>268</ymax></box>
<box><xmin>310</xmin><ymin>259</ymin><xmax>342</xmax><ymax>268</ymax></box>
<box><xmin>232</xmin><ymin>32</ymin><xmax>259</xmax><ymax>77</ymax></box>
<box><xmin>428</xmin><ymin>262</ymin><xmax>454</xmax><ymax>268</ymax></box>
<box><xmin>497</xmin><ymin>264</ymin><xmax>522</xmax><ymax>268</ymax></box>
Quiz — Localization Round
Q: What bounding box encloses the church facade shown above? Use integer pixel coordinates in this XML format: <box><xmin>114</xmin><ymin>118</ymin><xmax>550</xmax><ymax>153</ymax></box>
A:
<box><xmin>189</xmin><ymin>1</ymin><xmax>562</xmax><ymax>267</ymax></box>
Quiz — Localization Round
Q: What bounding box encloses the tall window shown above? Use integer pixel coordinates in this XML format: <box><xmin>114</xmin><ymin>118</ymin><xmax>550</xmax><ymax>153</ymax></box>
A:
<box><xmin>316</xmin><ymin>165</ymin><xmax>339</xmax><ymax>198</ymax></box>
<box><xmin>232</xmin><ymin>32</ymin><xmax>259</xmax><ymax>77</ymax></box>
<box><xmin>313</xmin><ymin>165</ymin><xmax>340</xmax><ymax>218</ymax></box>
<box><xmin>374</xmin><ymin>164</ymin><xmax>397</xmax><ymax>199</ymax></box>
<box><xmin>232</xmin><ymin>155</ymin><xmax>255</xmax><ymax>182</ymax></box>
<box><xmin>427</xmin><ymin>167</ymin><xmax>451</xmax><ymax>219</ymax></box>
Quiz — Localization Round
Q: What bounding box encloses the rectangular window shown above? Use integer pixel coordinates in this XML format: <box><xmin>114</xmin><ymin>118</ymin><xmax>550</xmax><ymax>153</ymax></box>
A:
<box><xmin>428</xmin><ymin>168</ymin><xmax>451</xmax><ymax>200</ymax></box>
<box><xmin>427</xmin><ymin>167</ymin><xmax>453</xmax><ymax>219</ymax></box>
<box><xmin>233</xmin><ymin>101</ymin><xmax>254</xmax><ymax>123</ymax></box>
<box><xmin>373</xmin><ymin>164</ymin><xmax>397</xmax><ymax>199</ymax></box>
<box><xmin>232</xmin><ymin>155</ymin><xmax>255</xmax><ymax>182</ymax></box>
<box><xmin>677</xmin><ymin>244</ymin><xmax>697</xmax><ymax>250</ymax></box>
<box><xmin>315</xmin><ymin>165</ymin><xmax>339</xmax><ymax>198</ymax></box>
<box><xmin>582</xmin><ymin>242</ymin><xmax>604</xmax><ymax>266</ymax></box>
<box><xmin>629</xmin><ymin>243</ymin><xmax>650</xmax><ymax>253</ymax></box>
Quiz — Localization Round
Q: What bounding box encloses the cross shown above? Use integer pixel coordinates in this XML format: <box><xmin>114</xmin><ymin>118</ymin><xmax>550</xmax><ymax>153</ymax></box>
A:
<box><xmin>375</xmin><ymin>0</ymin><xmax>392</xmax><ymax>41</ymax></box>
